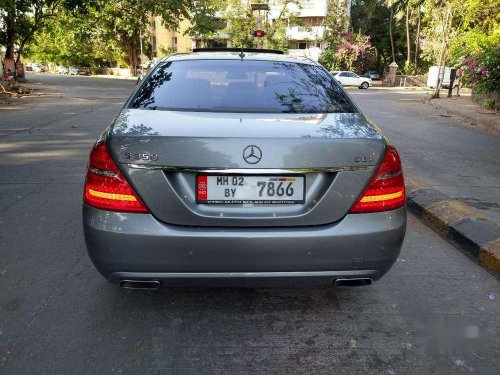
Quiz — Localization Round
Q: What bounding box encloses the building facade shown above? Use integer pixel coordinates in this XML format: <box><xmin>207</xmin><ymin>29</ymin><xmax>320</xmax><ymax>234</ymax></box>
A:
<box><xmin>148</xmin><ymin>17</ymin><xmax>194</xmax><ymax>57</ymax></box>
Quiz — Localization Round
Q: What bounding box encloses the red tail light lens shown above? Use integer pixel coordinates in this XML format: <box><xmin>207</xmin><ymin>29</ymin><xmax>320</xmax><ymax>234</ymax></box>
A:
<box><xmin>349</xmin><ymin>145</ymin><xmax>405</xmax><ymax>213</ymax></box>
<box><xmin>83</xmin><ymin>142</ymin><xmax>149</xmax><ymax>213</ymax></box>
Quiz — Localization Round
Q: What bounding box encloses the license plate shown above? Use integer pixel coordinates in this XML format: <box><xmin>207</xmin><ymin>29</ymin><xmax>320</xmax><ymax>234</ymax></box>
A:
<box><xmin>196</xmin><ymin>175</ymin><xmax>305</xmax><ymax>204</ymax></box>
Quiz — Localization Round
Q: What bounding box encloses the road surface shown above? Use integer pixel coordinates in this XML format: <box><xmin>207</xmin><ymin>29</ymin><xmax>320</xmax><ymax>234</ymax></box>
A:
<box><xmin>350</xmin><ymin>87</ymin><xmax>500</xmax><ymax>224</ymax></box>
<box><xmin>0</xmin><ymin>74</ymin><xmax>498</xmax><ymax>374</ymax></box>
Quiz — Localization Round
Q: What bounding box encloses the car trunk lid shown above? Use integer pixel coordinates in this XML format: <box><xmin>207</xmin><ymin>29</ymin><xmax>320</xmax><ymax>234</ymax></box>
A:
<box><xmin>108</xmin><ymin>109</ymin><xmax>386</xmax><ymax>227</ymax></box>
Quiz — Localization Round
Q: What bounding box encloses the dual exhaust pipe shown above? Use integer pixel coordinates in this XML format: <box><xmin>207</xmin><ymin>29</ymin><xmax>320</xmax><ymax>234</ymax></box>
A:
<box><xmin>119</xmin><ymin>280</ymin><xmax>161</xmax><ymax>290</ymax></box>
<box><xmin>119</xmin><ymin>278</ymin><xmax>373</xmax><ymax>289</ymax></box>
<box><xmin>334</xmin><ymin>278</ymin><xmax>372</xmax><ymax>287</ymax></box>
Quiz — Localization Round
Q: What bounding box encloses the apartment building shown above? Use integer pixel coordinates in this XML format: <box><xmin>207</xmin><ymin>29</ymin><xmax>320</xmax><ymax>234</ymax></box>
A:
<box><xmin>270</xmin><ymin>0</ymin><xmax>328</xmax><ymax>61</ymax></box>
<box><xmin>148</xmin><ymin>17</ymin><xmax>194</xmax><ymax>57</ymax></box>
<box><xmin>148</xmin><ymin>1</ymin><xmax>351</xmax><ymax>61</ymax></box>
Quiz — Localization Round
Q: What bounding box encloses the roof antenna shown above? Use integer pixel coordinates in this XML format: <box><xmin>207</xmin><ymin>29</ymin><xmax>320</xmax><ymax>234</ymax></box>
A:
<box><xmin>239</xmin><ymin>46</ymin><xmax>245</xmax><ymax>60</ymax></box>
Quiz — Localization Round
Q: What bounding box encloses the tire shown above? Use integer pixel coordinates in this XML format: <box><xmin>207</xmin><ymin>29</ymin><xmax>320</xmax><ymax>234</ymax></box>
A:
<box><xmin>360</xmin><ymin>82</ymin><xmax>369</xmax><ymax>89</ymax></box>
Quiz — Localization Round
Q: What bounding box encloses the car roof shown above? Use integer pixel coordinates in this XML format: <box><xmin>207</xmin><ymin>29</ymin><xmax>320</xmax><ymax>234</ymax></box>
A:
<box><xmin>161</xmin><ymin>51</ymin><xmax>318</xmax><ymax>66</ymax></box>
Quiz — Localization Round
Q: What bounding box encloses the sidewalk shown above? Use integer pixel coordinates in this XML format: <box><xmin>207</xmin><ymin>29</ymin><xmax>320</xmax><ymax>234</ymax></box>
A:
<box><xmin>427</xmin><ymin>94</ymin><xmax>499</xmax><ymax>135</ymax></box>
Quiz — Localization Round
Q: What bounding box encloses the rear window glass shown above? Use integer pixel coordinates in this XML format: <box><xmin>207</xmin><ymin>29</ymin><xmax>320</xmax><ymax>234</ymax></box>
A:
<box><xmin>130</xmin><ymin>60</ymin><xmax>356</xmax><ymax>113</ymax></box>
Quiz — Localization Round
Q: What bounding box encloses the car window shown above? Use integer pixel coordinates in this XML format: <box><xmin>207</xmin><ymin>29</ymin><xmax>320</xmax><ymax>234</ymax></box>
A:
<box><xmin>130</xmin><ymin>60</ymin><xmax>357</xmax><ymax>114</ymax></box>
<box><xmin>348</xmin><ymin>73</ymin><xmax>358</xmax><ymax>78</ymax></box>
<box><xmin>339</xmin><ymin>72</ymin><xmax>349</xmax><ymax>77</ymax></box>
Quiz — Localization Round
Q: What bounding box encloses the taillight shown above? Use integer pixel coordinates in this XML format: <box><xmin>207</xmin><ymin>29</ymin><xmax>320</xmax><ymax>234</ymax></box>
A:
<box><xmin>83</xmin><ymin>142</ymin><xmax>149</xmax><ymax>213</ymax></box>
<box><xmin>349</xmin><ymin>145</ymin><xmax>405</xmax><ymax>213</ymax></box>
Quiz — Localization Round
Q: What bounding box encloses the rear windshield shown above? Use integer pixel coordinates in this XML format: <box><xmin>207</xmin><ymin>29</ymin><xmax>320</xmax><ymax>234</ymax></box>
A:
<box><xmin>129</xmin><ymin>60</ymin><xmax>356</xmax><ymax>113</ymax></box>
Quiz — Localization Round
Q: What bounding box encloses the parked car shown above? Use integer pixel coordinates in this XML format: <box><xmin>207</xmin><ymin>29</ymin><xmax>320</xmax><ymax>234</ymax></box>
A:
<box><xmin>82</xmin><ymin>48</ymin><xmax>406</xmax><ymax>289</ymax></box>
<box><xmin>56</xmin><ymin>65</ymin><xmax>69</xmax><ymax>74</ymax></box>
<box><xmin>69</xmin><ymin>66</ymin><xmax>90</xmax><ymax>75</ymax></box>
<box><xmin>364</xmin><ymin>69</ymin><xmax>380</xmax><ymax>80</ymax></box>
<box><xmin>331</xmin><ymin>71</ymin><xmax>372</xmax><ymax>89</ymax></box>
<box><xmin>31</xmin><ymin>63</ymin><xmax>45</xmax><ymax>73</ymax></box>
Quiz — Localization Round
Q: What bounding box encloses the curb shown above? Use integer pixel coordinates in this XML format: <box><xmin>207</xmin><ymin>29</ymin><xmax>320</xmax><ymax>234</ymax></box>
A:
<box><xmin>405</xmin><ymin>177</ymin><xmax>500</xmax><ymax>278</ymax></box>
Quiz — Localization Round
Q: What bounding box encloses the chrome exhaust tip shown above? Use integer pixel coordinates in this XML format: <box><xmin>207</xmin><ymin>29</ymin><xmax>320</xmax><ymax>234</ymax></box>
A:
<box><xmin>119</xmin><ymin>280</ymin><xmax>161</xmax><ymax>290</ymax></box>
<box><xmin>334</xmin><ymin>278</ymin><xmax>372</xmax><ymax>287</ymax></box>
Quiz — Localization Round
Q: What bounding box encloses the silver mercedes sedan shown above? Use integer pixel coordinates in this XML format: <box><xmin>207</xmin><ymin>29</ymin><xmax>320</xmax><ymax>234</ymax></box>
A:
<box><xmin>82</xmin><ymin>49</ymin><xmax>406</xmax><ymax>289</ymax></box>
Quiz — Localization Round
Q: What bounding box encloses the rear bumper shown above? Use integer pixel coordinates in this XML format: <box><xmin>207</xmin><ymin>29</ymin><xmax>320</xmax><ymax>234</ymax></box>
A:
<box><xmin>83</xmin><ymin>205</ymin><xmax>406</xmax><ymax>286</ymax></box>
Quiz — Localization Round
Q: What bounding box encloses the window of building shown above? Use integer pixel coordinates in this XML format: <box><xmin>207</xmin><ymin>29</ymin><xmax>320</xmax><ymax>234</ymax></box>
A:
<box><xmin>298</xmin><ymin>42</ymin><xmax>307</xmax><ymax>49</ymax></box>
<box><xmin>303</xmin><ymin>17</ymin><xmax>323</xmax><ymax>27</ymax></box>
<box><xmin>172</xmin><ymin>37</ymin><xmax>178</xmax><ymax>52</ymax></box>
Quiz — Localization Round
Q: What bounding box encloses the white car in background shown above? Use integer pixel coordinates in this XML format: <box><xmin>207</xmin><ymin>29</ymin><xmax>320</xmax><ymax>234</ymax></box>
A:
<box><xmin>331</xmin><ymin>71</ymin><xmax>372</xmax><ymax>89</ymax></box>
<box><xmin>56</xmin><ymin>65</ymin><xmax>69</xmax><ymax>74</ymax></box>
<box><xmin>31</xmin><ymin>63</ymin><xmax>45</xmax><ymax>73</ymax></box>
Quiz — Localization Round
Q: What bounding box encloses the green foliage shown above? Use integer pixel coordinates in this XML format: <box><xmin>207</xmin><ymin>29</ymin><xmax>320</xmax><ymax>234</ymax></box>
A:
<box><xmin>221</xmin><ymin>0</ymin><xmax>299</xmax><ymax>50</ymax></box>
<box><xmin>0</xmin><ymin>0</ymin><xmax>96</xmax><ymax>62</ymax></box>
<box><xmin>422</xmin><ymin>0</ymin><xmax>499</xmax><ymax>65</ymax></box>
<box><xmin>185</xmin><ymin>0</ymin><xmax>221</xmax><ymax>39</ymax></box>
<box><xmin>351</xmin><ymin>0</ymin><xmax>405</xmax><ymax>69</ymax></box>
<box><xmin>158</xmin><ymin>45</ymin><xmax>175</xmax><ymax>58</ymax></box>
<box><xmin>224</xmin><ymin>0</ymin><xmax>255</xmax><ymax>48</ymax></box>
<box><xmin>482</xmin><ymin>98</ymin><xmax>495</xmax><ymax>110</ymax></box>
<box><xmin>457</xmin><ymin>45</ymin><xmax>500</xmax><ymax>95</ymax></box>
<box><xmin>18</xmin><ymin>0</ymin><xmax>214</xmax><ymax>73</ymax></box>
<box><xmin>24</xmin><ymin>9</ymin><xmax>119</xmax><ymax>67</ymax></box>
<box><xmin>319</xmin><ymin>32</ymin><xmax>376</xmax><ymax>73</ymax></box>
<box><xmin>323</xmin><ymin>0</ymin><xmax>350</xmax><ymax>44</ymax></box>
<box><xmin>321</xmin><ymin>1</ymin><xmax>375</xmax><ymax>72</ymax></box>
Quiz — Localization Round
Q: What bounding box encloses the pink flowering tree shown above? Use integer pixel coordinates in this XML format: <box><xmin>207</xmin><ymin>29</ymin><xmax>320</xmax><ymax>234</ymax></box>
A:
<box><xmin>457</xmin><ymin>47</ymin><xmax>500</xmax><ymax>97</ymax></box>
<box><xmin>319</xmin><ymin>32</ymin><xmax>376</xmax><ymax>73</ymax></box>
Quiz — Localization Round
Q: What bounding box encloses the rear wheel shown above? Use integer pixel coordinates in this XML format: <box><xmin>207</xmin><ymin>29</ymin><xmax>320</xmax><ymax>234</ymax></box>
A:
<box><xmin>360</xmin><ymin>82</ymin><xmax>369</xmax><ymax>89</ymax></box>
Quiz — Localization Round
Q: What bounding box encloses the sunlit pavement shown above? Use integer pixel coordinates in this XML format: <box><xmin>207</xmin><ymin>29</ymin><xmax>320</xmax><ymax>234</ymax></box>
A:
<box><xmin>0</xmin><ymin>74</ymin><xmax>499</xmax><ymax>374</ymax></box>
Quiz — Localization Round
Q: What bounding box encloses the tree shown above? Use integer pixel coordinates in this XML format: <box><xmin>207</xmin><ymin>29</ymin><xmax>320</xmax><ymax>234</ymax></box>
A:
<box><xmin>23</xmin><ymin>8</ymin><xmax>120</xmax><ymax>67</ymax></box>
<box><xmin>421</xmin><ymin>0</ymin><xmax>465</xmax><ymax>97</ymax></box>
<box><xmin>223</xmin><ymin>0</ymin><xmax>255</xmax><ymax>48</ymax></box>
<box><xmin>0</xmin><ymin>0</ymin><xmax>94</xmax><ymax>64</ymax></box>
<box><xmin>221</xmin><ymin>0</ymin><xmax>300</xmax><ymax>51</ymax></box>
<box><xmin>323</xmin><ymin>0</ymin><xmax>350</xmax><ymax>44</ymax></box>
<box><xmin>351</xmin><ymin>0</ymin><xmax>397</xmax><ymax>69</ymax></box>
<box><xmin>185</xmin><ymin>0</ymin><xmax>222</xmax><ymax>42</ymax></box>
<box><xmin>414</xmin><ymin>3</ymin><xmax>422</xmax><ymax>72</ymax></box>
<box><xmin>96</xmin><ymin>1</ymin><xmax>192</xmax><ymax>75</ymax></box>
<box><xmin>385</xmin><ymin>0</ymin><xmax>399</xmax><ymax>63</ymax></box>
<box><xmin>319</xmin><ymin>32</ymin><xmax>375</xmax><ymax>72</ymax></box>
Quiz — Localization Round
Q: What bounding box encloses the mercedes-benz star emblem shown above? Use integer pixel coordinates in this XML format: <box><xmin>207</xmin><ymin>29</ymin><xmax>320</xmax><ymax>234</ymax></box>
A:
<box><xmin>242</xmin><ymin>145</ymin><xmax>262</xmax><ymax>164</ymax></box>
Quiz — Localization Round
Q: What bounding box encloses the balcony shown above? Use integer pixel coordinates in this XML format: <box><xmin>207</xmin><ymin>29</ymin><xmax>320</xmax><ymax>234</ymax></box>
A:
<box><xmin>286</xmin><ymin>26</ymin><xmax>325</xmax><ymax>40</ymax></box>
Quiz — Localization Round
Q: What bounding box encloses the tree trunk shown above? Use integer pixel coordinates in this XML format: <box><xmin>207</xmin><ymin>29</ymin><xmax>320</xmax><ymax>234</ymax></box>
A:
<box><xmin>433</xmin><ymin>8</ymin><xmax>452</xmax><ymax>98</ymax></box>
<box><xmin>4</xmin><ymin>8</ymin><xmax>16</xmax><ymax>59</ymax></box>
<box><xmin>406</xmin><ymin>7</ymin><xmax>411</xmax><ymax>69</ymax></box>
<box><xmin>389</xmin><ymin>7</ymin><xmax>395</xmax><ymax>63</ymax></box>
<box><xmin>128</xmin><ymin>44</ymin><xmax>138</xmax><ymax>76</ymax></box>
<box><xmin>414</xmin><ymin>10</ymin><xmax>421</xmax><ymax>73</ymax></box>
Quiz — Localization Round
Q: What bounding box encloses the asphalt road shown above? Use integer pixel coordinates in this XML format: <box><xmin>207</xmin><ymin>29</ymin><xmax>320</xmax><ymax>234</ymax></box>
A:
<box><xmin>0</xmin><ymin>74</ymin><xmax>499</xmax><ymax>374</ymax></box>
<box><xmin>350</xmin><ymin>88</ymin><xmax>500</xmax><ymax>224</ymax></box>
